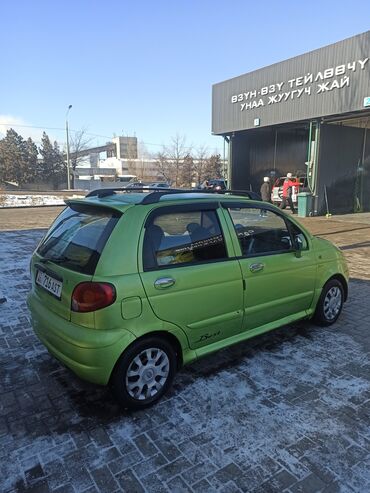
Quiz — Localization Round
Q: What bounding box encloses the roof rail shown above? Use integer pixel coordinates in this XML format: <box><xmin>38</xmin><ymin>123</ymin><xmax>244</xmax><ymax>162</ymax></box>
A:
<box><xmin>141</xmin><ymin>188</ymin><xmax>262</xmax><ymax>204</ymax></box>
<box><xmin>85</xmin><ymin>186</ymin><xmax>174</xmax><ymax>198</ymax></box>
<box><xmin>85</xmin><ymin>187</ymin><xmax>261</xmax><ymax>204</ymax></box>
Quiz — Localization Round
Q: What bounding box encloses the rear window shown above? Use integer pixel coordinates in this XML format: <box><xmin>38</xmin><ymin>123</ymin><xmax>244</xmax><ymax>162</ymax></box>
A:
<box><xmin>37</xmin><ymin>204</ymin><xmax>121</xmax><ymax>274</ymax></box>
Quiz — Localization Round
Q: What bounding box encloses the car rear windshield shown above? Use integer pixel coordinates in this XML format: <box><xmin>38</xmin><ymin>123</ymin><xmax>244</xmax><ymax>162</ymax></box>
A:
<box><xmin>37</xmin><ymin>204</ymin><xmax>121</xmax><ymax>275</ymax></box>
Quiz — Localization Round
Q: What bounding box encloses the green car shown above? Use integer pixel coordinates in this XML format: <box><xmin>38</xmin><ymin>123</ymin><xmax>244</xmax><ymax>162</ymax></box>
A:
<box><xmin>27</xmin><ymin>188</ymin><xmax>349</xmax><ymax>410</ymax></box>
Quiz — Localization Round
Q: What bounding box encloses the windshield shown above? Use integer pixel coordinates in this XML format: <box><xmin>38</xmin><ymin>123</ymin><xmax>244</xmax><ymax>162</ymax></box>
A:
<box><xmin>37</xmin><ymin>204</ymin><xmax>120</xmax><ymax>274</ymax></box>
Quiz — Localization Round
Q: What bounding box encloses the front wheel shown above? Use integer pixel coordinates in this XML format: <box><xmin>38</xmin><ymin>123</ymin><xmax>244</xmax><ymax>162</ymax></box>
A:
<box><xmin>111</xmin><ymin>337</ymin><xmax>177</xmax><ymax>410</ymax></box>
<box><xmin>313</xmin><ymin>279</ymin><xmax>344</xmax><ymax>326</ymax></box>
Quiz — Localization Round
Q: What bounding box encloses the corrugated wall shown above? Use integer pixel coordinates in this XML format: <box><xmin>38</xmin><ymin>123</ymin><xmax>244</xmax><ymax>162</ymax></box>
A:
<box><xmin>317</xmin><ymin>124</ymin><xmax>370</xmax><ymax>214</ymax></box>
<box><xmin>231</xmin><ymin>126</ymin><xmax>308</xmax><ymax>192</ymax></box>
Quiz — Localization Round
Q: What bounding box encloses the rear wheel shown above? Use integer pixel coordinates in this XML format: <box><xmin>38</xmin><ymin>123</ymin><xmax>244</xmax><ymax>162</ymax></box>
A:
<box><xmin>111</xmin><ymin>337</ymin><xmax>177</xmax><ymax>410</ymax></box>
<box><xmin>313</xmin><ymin>279</ymin><xmax>344</xmax><ymax>326</ymax></box>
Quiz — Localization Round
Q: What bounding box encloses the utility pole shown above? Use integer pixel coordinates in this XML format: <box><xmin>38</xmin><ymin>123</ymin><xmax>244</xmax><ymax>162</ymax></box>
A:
<box><xmin>66</xmin><ymin>105</ymin><xmax>72</xmax><ymax>189</ymax></box>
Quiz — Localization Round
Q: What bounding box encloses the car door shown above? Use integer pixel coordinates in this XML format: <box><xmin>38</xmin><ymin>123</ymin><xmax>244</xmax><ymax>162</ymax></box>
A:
<box><xmin>222</xmin><ymin>203</ymin><xmax>317</xmax><ymax>331</ymax></box>
<box><xmin>139</xmin><ymin>203</ymin><xmax>244</xmax><ymax>350</ymax></box>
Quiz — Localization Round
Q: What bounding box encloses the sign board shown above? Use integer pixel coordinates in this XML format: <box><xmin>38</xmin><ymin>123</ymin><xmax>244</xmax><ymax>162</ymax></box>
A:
<box><xmin>212</xmin><ymin>31</ymin><xmax>370</xmax><ymax>134</ymax></box>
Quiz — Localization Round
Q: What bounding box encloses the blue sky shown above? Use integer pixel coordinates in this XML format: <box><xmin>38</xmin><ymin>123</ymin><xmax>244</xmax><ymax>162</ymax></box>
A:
<box><xmin>1</xmin><ymin>0</ymin><xmax>369</xmax><ymax>155</ymax></box>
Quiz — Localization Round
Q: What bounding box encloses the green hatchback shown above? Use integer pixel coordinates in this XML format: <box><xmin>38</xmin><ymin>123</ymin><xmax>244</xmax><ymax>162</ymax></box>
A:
<box><xmin>27</xmin><ymin>188</ymin><xmax>349</xmax><ymax>410</ymax></box>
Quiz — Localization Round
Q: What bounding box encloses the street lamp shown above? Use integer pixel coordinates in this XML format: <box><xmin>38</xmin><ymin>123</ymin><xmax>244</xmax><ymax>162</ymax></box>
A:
<box><xmin>65</xmin><ymin>104</ymin><xmax>72</xmax><ymax>189</ymax></box>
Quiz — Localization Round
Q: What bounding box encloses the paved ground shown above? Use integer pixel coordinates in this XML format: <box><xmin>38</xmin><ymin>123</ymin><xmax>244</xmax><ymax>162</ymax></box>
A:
<box><xmin>0</xmin><ymin>206</ymin><xmax>65</xmax><ymax>232</ymax></box>
<box><xmin>0</xmin><ymin>209</ymin><xmax>370</xmax><ymax>492</ymax></box>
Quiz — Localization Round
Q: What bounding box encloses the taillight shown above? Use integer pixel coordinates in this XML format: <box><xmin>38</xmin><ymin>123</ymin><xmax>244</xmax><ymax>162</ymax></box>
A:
<box><xmin>71</xmin><ymin>282</ymin><xmax>116</xmax><ymax>312</ymax></box>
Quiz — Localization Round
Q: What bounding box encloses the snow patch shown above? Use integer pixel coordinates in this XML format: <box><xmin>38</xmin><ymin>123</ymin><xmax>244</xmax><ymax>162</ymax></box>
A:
<box><xmin>0</xmin><ymin>194</ymin><xmax>82</xmax><ymax>207</ymax></box>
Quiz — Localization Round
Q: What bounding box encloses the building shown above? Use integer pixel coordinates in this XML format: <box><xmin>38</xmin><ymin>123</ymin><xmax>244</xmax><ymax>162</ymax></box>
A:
<box><xmin>74</xmin><ymin>136</ymin><xmax>138</xmax><ymax>161</ymax></box>
<box><xmin>212</xmin><ymin>31</ymin><xmax>370</xmax><ymax>214</ymax></box>
<box><xmin>74</xmin><ymin>136</ymin><xmax>140</xmax><ymax>189</ymax></box>
<box><xmin>74</xmin><ymin>157</ymin><xmax>163</xmax><ymax>190</ymax></box>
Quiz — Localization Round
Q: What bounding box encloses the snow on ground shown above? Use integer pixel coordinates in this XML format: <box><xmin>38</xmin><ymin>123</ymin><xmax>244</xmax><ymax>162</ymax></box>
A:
<box><xmin>0</xmin><ymin>194</ymin><xmax>82</xmax><ymax>207</ymax></box>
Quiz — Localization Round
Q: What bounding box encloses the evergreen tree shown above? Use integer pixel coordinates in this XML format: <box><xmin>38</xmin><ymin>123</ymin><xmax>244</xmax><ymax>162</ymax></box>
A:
<box><xmin>0</xmin><ymin>138</ymin><xmax>9</xmax><ymax>182</ymax></box>
<box><xmin>179</xmin><ymin>153</ymin><xmax>194</xmax><ymax>187</ymax></box>
<box><xmin>24</xmin><ymin>138</ymin><xmax>39</xmax><ymax>184</ymax></box>
<box><xmin>0</xmin><ymin>129</ymin><xmax>38</xmax><ymax>185</ymax></box>
<box><xmin>205</xmin><ymin>154</ymin><xmax>223</xmax><ymax>179</ymax></box>
<box><xmin>53</xmin><ymin>140</ymin><xmax>66</xmax><ymax>186</ymax></box>
<box><xmin>39</xmin><ymin>132</ymin><xmax>65</xmax><ymax>188</ymax></box>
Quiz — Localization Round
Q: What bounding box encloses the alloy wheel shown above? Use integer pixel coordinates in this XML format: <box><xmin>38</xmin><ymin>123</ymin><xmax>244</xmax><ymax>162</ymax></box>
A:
<box><xmin>323</xmin><ymin>286</ymin><xmax>342</xmax><ymax>321</ymax></box>
<box><xmin>125</xmin><ymin>348</ymin><xmax>170</xmax><ymax>400</ymax></box>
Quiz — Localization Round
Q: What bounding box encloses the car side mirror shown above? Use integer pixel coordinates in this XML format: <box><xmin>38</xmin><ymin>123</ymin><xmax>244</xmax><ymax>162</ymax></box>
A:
<box><xmin>294</xmin><ymin>236</ymin><xmax>303</xmax><ymax>258</ymax></box>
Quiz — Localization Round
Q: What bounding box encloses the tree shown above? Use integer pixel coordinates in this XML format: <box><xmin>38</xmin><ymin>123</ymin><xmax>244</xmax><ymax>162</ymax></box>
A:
<box><xmin>69</xmin><ymin>129</ymin><xmax>93</xmax><ymax>186</ymax></box>
<box><xmin>24</xmin><ymin>138</ymin><xmax>39</xmax><ymax>184</ymax></box>
<box><xmin>155</xmin><ymin>151</ymin><xmax>173</xmax><ymax>184</ymax></box>
<box><xmin>0</xmin><ymin>134</ymin><xmax>14</xmax><ymax>183</ymax></box>
<box><xmin>155</xmin><ymin>134</ymin><xmax>191</xmax><ymax>187</ymax></box>
<box><xmin>192</xmin><ymin>145</ymin><xmax>209</xmax><ymax>186</ymax></box>
<box><xmin>0</xmin><ymin>129</ymin><xmax>38</xmax><ymax>186</ymax></box>
<box><xmin>178</xmin><ymin>153</ymin><xmax>194</xmax><ymax>188</ymax></box>
<box><xmin>205</xmin><ymin>154</ymin><xmax>223</xmax><ymax>180</ymax></box>
<box><xmin>39</xmin><ymin>132</ymin><xmax>65</xmax><ymax>189</ymax></box>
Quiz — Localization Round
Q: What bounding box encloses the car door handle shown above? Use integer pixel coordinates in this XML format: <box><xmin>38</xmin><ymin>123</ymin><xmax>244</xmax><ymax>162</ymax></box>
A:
<box><xmin>249</xmin><ymin>263</ymin><xmax>264</xmax><ymax>273</ymax></box>
<box><xmin>154</xmin><ymin>277</ymin><xmax>176</xmax><ymax>289</ymax></box>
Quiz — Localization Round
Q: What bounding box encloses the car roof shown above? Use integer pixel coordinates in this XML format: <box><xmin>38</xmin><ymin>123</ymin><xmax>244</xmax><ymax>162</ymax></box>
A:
<box><xmin>66</xmin><ymin>188</ymin><xmax>262</xmax><ymax>212</ymax></box>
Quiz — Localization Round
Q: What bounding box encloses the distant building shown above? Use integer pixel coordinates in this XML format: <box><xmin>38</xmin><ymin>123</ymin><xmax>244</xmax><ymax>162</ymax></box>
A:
<box><xmin>109</xmin><ymin>137</ymin><xmax>137</xmax><ymax>160</ymax></box>
<box><xmin>74</xmin><ymin>136</ymin><xmax>140</xmax><ymax>188</ymax></box>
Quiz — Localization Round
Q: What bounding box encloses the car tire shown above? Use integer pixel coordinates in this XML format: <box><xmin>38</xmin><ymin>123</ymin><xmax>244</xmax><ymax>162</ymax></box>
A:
<box><xmin>111</xmin><ymin>337</ymin><xmax>177</xmax><ymax>410</ymax></box>
<box><xmin>313</xmin><ymin>279</ymin><xmax>344</xmax><ymax>326</ymax></box>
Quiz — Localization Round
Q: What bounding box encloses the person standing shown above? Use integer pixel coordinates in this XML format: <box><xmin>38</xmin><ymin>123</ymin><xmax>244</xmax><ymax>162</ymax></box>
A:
<box><xmin>260</xmin><ymin>176</ymin><xmax>272</xmax><ymax>203</ymax></box>
<box><xmin>279</xmin><ymin>172</ymin><xmax>296</xmax><ymax>213</ymax></box>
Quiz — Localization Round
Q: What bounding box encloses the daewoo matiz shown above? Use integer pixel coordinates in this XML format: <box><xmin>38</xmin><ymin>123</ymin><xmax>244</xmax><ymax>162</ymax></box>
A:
<box><xmin>28</xmin><ymin>188</ymin><xmax>349</xmax><ymax>410</ymax></box>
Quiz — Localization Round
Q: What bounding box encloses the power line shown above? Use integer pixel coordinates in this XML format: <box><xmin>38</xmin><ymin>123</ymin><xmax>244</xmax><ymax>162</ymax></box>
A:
<box><xmin>0</xmin><ymin>122</ymin><xmax>112</xmax><ymax>140</ymax></box>
<box><xmin>0</xmin><ymin>122</ymin><xmax>222</xmax><ymax>151</ymax></box>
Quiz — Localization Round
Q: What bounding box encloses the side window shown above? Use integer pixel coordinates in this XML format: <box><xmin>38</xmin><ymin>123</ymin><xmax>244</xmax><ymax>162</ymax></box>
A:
<box><xmin>143</xmin><ymin>209</ymin><xmax>227</xmax><ymax>270</ymax></box>
<box><xmin>228</xmin><ymin>207</ymin><xmax>293</xmax><ymax>257</ymax></box>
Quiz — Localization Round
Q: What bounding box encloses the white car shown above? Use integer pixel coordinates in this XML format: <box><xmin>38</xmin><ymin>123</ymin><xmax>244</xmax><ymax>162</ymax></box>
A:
<box><xmin>271</xmin><ymin>176</ymin><xmax>307</xmax><ymax>205</ymax></box>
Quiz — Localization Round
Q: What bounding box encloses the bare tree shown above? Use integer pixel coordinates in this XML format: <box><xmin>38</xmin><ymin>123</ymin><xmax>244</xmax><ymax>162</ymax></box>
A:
<box><xmin>155</xmin><ymin>151</ymin><xmax>174</xmax><ymax>184</ymax></box>
<box><xmin>163</xmin><ymin>134</ymin><xmax>191</xmax><ymax>187</ymax></box>
<box><xmin>193</xmin><ymin>145</ymin><xmax>209</xmax><ymax>186</ymax></box>
<box><xmin>69</xmin><ymin>128</ymin><xmax>93</xmax><ymax>187</ymax></box>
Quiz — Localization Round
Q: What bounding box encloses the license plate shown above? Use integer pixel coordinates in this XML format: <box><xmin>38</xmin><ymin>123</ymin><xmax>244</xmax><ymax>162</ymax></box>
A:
<box><xmin>36</xmin><ymin>270</ymin><xmax>63</xmax><ymax>299</ymax></box>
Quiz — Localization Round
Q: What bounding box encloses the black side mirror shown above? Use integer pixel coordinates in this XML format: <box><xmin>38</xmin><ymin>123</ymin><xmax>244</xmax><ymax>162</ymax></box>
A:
<box><xmin>294</xmin><ymin>236</ymin><xmax>303</xmax><ymax>257</ymax></box>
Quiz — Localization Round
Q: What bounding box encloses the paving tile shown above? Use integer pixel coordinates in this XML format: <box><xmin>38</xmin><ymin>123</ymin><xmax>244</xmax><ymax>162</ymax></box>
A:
<box><xmin>290</xmin><ymin>473</ymin><xmax>326</xmax><ymax>493</ymax></box>
<box><xmin>116</xmin><ymin>469</ymin><xmax>145</xmax><ymax>493</ymax></box>
<box><xmin>1</xmin><ymin>225</ymin><xmax>370</xmax><ymax>493</ymax></box>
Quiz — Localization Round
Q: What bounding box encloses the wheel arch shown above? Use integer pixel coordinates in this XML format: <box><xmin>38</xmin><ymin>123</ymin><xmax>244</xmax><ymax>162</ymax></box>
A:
<box><xmin>137</xmin><ymin>331</ymin><xmax>184</xmax><ymax>370</ymax></box>
<box><xmin>109</xmin><ymin>330</ymin><xmax>184</xmax><ymax>385</ymax></box>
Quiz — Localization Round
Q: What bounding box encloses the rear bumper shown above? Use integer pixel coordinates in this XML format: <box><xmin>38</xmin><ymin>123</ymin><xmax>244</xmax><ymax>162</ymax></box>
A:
<box><xmin>27</xmin><ymin>293</ymin><xmax>136</xmax><ymax>385</ymax></box>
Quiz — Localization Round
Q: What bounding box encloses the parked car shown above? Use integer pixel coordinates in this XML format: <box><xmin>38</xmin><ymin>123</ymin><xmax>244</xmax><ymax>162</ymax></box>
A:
<box><xmin>125</xmin><ymin>181</ymin><xmax>147</xmax><ymax>189</ymax></box>
<box><xmin>28</xmin><ymin>188</ymin><xmax>348</xmax><ymax>410</ymax></box>
<box><xmin>271</xmin><ymin>175</ymin><xmax>308</xmax><ymax>205</ymax></box>
<box><xmin>146</xmin><ymin>182</ymin><xmax>170</xmax><ymax>189</ymax></box>
<box><xmin>207</xmin><ymin>179</ymin><xmax>228</xmax><ymax>191</ymax></box>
